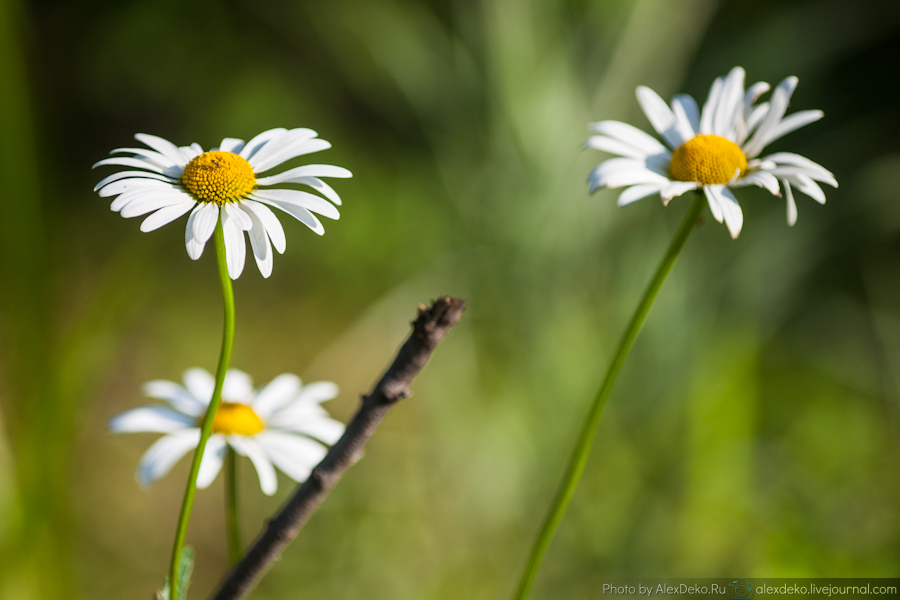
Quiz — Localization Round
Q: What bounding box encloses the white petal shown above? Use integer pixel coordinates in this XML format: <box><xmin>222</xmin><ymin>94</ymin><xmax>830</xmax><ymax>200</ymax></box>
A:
<box><xmin>708</xmin><ymin>185</ymin><xmax>744</xmax><ymax>238</ymax></box>
<box><xmin>222</xmin><ymin>212</ymin><xmax>247</xmax><ymax>279</ymax></box>
<box><xmin>731</xmin><ymin>171</ymin><xmax>781</xmax><ymax>196</ymax></box>
<box><xmin>196</xmin><ymin>435</ymin><xmax>227</xmax><ymax>489</ymax></box>
<box><xmin>748</xmin><ymin>158</ymin><xmax>777</xmax><ymax>171</ymax></box>
<box><xmin>735</xmin><ymin>82</ymin><xmax>771</xmax><ymax>144</ymax></box>
<box><xmin>248</xmin><ymin>129</ymin><xmax>318</xmax><ymax>166</ymax></box>
<box><xmin>743</xmin><ymin>82</ymin><xmax>770</xmax><ymax>109</ymax></box>
<box><xmin>228</xmin><ymin>436</ymin><xmax>278</xmax><ymax>495</ymax></box>
<box><xmin>192</xmin><ymin>203</ymin><xmax>220</xmax><ymax>244</ymax></box>
<box><xmin>699</xmin><ymin>77</ymin><xmax>724</xmax><ymax>134</ymax></box>
<box><xmin>254</xmin><ymin>198</ymin><xmax>325</xmax><ymax>236</ymax></box>
<box><xmin>111</xmin><ymin>147</ymin><xmax>179</xmax><ymax>170</ymax></box>
<box><xmin>763</xmin><ymin>110</ymin><xmax>823</xmax><ymax>147</ymax></box>
<box><xmin>143</xmin><ymin>379</ymin><xmax>206</xmax><ymax>417</ymax></box>
<box><xmin>224</xmin><ymin>203</ymin><xmax>253</xmax><ymax>231</ymax></box>
<box><xmin>588</xmin><ymin>121</ymin><xmax>669</xmax><ymax>156</ymax></box>
<box><xmin>745</xmin><ymin>103</ymin><xmax>770</xmax><ymax>139</ymax></box>
<box><xmin>135</xmin><ymin>133</ymin><xmax>191</xmax><ymax>167</ymax></box>
<box><xmin>714</xmin><ymin>67</ymin><xmax>745</xmax><ymax>139</ymax></box>
<box><xmin>185</xmin><ymin>211</ymin><xmax>206</xmax><ymax>261</ymax></box>
<box><xmin>218</xmin><ymin>138</ymin><xmax>245</xmax><ymax>154</ymax></box>
<box><xmin>255</xmin><ymin>164</ymin><xmax>352</xmax><ymax>185</ymax></box>
<box><xmin>110</xmin><ymin>187</ymin><xmax>180</xmax><ymax>213</ymax></box>
<box><xmin>93</xmin><ymin>156</ymin><xmax>170</xmax><ymax>175</ymax></box>
<box><xmin>586</xmin><ymin>135</ymin><xmax>648</xmax><ymax>159</ymax></box>
<box><xmin>294</xmin><ymin>381</ymin><xmax>340</xmax><ymax>405</ymax></box>
<box><xmin>292</xmin><ymin>176</ymin><xmax>343</xmax><ymax>207</ymax></box>
<box><xmin>742</xmin><ymin>76</ymin><xmax>799</xmax><ymax>158</ymax></box>
<box><xmin>766</xmin><ymin>166</ymin><xmax>838</xmax><ymax>188</ymax></box>
<box><xmin>305</xmin><ymin>178</ymin><xmax>346</xmax><ymax>206</ymax></box>
<box><xmin>222</xmin><ymin>369</ymin><xmax>254</xmax><ymax>402</ymax></box>
<box><xmin>269</xmin><ymin>416</ymin><xmax>345</xmax><ymax>446</ymax></box>
<box><xmin>267</xmin><ymin>402</ymin><xmax>328</xmax><ymax>425</ymax></box>
<box><xmin>777</xmin><ymin>172</ymin><xmax>826</xmax><ymax>204</ymax></box>
<box><xmin>590</xmin><ymin>156</ymin><xmax>668</xmax><ymax>180</ymax></box>
<box><xmin>180</xmin><ymin>144</ymin><xmax>204</xmax><ymax>160</ymax></box>
<box><xmin>762</xmin><ymin>152</ymin><xmax>835</xmax><ymax>183</ymax></box>
<box><xmin>251</xmin><ymin>189</ymin><xmax>339</xmax><ymax>220</ymax></box>
<box><xmin>255</xmin><ymin>431</ymin><xmax>327</xmax><ymax>482</ymax></box>
<box><xmin>183</xmin><ymin>368</ymin><xmax>215</xmax><ymax>405</ymax></box>
<box><xmin>616</xmin><ymin>184</ymin><xmax>662</xmax><ymax>206</ymax></box>
<box><xmin>636</xmin><ymin>86</ymin><xmax>683</xmax><ymax>148</ymax></box>
<box><xmin>109</xmin><ymin>405</ymin><xmax>195</xmax><ymax>433</ymax></box>
<box><xmin>241</xmin><ymin>200</ymin><xmax>286</xmax><ymax>253</ymax></box>
<box><xmin>244</xmin><ymin>204</ymin><xmax>274</xmax><ymax>278</ymax></box>
<box><xmin>246</xmin><ymin>129</ymin><xmax>317</xmax><ymax>166</ymax></box>
<box><xmin>239</xmin><ymin>128</ymin><xmax>287</xmax><ymax>160</ymax></box>
<box><xmin>99</xmin><ymin>178</ymin><xmax>180</xmax><ymax>198</ymax></box>
<box><xmin>121</xmin><ymin>193</ymin><xmax>193</xmax><ymax>218</ymax></box>
<box><xmin>588</xmin><ymin>158</ymin><xmax>670</xmax><ymax>192</ymax></box>
<box><xmin>591</xmin><ymin>169</ymin><xmax>670</xmax><ymax>192</ymax></box>
<box><xmin>95</xmin><ymin>171</ymin><xmax>177</xmax><ymax>192</ymax></box>
<box><xmin>136</xmin><ymin>430</ymin><xmax>200</xmax><ymax>488</ymax></box>
<box><xmin>671</xmin><ymin>94</ymin><xmax>699</xmax><ymax>142</ymax></box>
<box><xmin>784</xmin><ymin>180</ymin><xmax>798</xmax><ymax>226</ymax></box>
<box><xmin>252</xmin><ymin>374</ymin><xmax>302</xmax><ymax>419</ymax></box>
<box><xmin>111</xmin><ymin>186</ymin><xmax>184</xmax><ymax>212</ymax></box>
<box><xmin>660</xmin><ymin>181</ymin><xmax>700</xmax><ymax>204</ymax></box>
<box><xmin>251</xmin><ymin>139</ymin><xmax>332</xmax><ymax>174</ymax></box>
<box><xmin>703</xmin><ymin>185</ymin><xmax>724</xmax><ymax>223</ymax></box>
<box><xmin>140</xmin><ymin>201</ymin><xmax>196</xmax><ymax>232</ymax></box>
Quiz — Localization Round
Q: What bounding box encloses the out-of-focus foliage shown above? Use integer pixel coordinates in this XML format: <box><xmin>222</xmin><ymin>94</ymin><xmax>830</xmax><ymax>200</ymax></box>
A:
<box><xmin>1</xmin><ymin>0</ymin><xmax>899</xmax><ymax>598</ymax></box>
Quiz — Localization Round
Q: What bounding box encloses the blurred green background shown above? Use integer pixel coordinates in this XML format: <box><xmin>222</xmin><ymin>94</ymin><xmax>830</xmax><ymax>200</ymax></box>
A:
<box><xmin>1</xmin><ymin>0</ymin><xmax>899</xmax><ymax>598</ymax></box>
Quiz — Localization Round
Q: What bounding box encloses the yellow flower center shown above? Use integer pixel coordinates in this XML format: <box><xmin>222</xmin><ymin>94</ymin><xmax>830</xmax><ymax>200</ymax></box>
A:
<box><xmin>180</xmin><ymin>151</ymin><xmax>256</xmax><ymax>205</ymax></box>
<box><xmin>205</xmin><ymin>402</ymin><xmax>265</xmax><ymax>436</ymax></box>
<box><xmin>669</xmin><ymin>134</ymin><xmax>747</xmax><ymax>185</ymax></box>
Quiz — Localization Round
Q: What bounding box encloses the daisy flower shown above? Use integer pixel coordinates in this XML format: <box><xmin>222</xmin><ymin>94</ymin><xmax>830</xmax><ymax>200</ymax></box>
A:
<box><xmin>587</xmin><ymin>67</ymin><xmax>837</xmax><ymax>237</ymax></box>
<box><xmin>93</xmin><ymin>128</ymin><xmax>351</xmax><ymax>279</ymax></box>
<box><xmin>109</xmin><ymin>368</ymin><xmax>345</xmax><ymax>496</ymax></box>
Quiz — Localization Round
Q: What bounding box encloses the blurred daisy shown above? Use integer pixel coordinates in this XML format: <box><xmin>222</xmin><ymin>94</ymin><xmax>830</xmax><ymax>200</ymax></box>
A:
<box><xmin>587</xmin><ymin>67</ymin><xmax>837</xmax><ymax>237</ymax></box>
<box><xmin>94</xmin><ymin>129</ymin><xmax>351</xmax><ymax>279</ymax></box>
<box><xmin>110</xmin><ymin>368</ymin><xmax>345</xmax><ymax>496</ymax></box>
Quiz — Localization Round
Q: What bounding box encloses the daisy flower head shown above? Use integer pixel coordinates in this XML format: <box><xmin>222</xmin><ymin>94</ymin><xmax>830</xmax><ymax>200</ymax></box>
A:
<box><xmin>93</xmin><ymin>129</ymin><xmax>352</xmax><ymax>279</ymax></box>
<box><xmin>586</xmin><ymin>67</ymin><xmax>837</xmax><ymax>238</ymax></box>
<box><xmin>109</xmin><ymin>368</ymin><xmax>345</xmax><ymax>496</ymax></box>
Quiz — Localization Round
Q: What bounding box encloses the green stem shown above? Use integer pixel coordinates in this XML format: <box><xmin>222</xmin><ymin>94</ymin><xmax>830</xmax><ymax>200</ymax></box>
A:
<box><xmin>225</xmin><ymin>447</ymin><xmax>242</xmax><ymax>564</ymax></box>
<box><xmin>513</xmin><ymin>193</ymin><xmax>706</xmax><ymax>600</ymax></box>
<box><xmin>168</xmin><ymin>219</ymin><xmax>236</xmax><ymax>599</ymax></box>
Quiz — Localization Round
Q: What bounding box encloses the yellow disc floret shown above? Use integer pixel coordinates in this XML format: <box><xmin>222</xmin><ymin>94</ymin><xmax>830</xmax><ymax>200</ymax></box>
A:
<box><xmin>181</xmin><ymin>151</ymin><xmax>256</xmax><ymax>205</ymax></box>
<box><xmin>669</xmin><ymin>134</ymin><xmax>747</xmax><ymax>185</ymax></box>
<box><xmin>207</xmin><ymin>402</ymin><xmax>265</xmax><ymax>436</ymax></box>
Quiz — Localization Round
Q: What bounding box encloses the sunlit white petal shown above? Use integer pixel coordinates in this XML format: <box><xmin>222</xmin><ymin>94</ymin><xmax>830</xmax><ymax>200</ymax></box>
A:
<box><xmin>196</xmin><ymin>435</ymin><xmax>228</xmax><ymax>489</ymax></box>
<box><xmin>136</xmin><ymin>430</ymin><xmax>200</xmax><ymax>488</ymax></box>
<box><xmin>228</xmin><ymin>436</ymin><xmax>278</xmax><ymax>496</ymax></box>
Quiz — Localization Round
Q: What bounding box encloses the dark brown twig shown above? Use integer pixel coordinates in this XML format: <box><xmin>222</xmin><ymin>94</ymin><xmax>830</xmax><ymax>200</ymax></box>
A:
<box><xmin>209</xmin><ymin>296</ymin><xmax>466</xmax><ymax>600</ymax></box>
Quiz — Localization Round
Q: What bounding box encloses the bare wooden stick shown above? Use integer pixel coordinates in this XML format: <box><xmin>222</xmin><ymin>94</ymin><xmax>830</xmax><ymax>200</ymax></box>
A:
<box><xmin>209</xmin><ymin>296</ymin><xmax>467</xmax><ymax>600</ymax></box>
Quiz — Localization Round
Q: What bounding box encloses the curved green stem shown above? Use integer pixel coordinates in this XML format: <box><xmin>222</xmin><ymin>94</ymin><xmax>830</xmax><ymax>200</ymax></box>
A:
<box><xmin>225</xmin><ymin>447</ymin><xmax>242</xmax><ymax>564</ymax></box>
<box><xmin>513</xmin><ymin>193</ymin><xmax>706</xmax><ymax>600</ymax></box>
<box><xmin>168</xmin><ymin>220</ymin><xmax>236</xmax><ymax>599</ymax></box>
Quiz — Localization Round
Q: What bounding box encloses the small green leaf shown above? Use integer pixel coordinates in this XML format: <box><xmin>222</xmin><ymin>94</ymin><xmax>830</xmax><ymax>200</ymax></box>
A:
<box><xmin>158</xmin><ymin>547</ymin><xmax>195</xmax><ymax>600</ymax></box>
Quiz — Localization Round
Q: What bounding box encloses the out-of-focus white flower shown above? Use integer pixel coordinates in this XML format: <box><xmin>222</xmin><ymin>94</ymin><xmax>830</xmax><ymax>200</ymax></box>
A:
<box><xmin>110</xmin><ymin>368</ymin><xmax>345</xmax><ymax>496</ymax></box>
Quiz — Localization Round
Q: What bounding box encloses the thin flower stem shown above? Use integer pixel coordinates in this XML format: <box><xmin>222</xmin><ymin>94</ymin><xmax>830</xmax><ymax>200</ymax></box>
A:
<box><xmin>513</xmin><ymin>193</ymin><xmax>706</xmax><ymax>600</ymax></box>
<box><xmin>225</xmin><ymin>447</ymin><xmax>242</xmax><ymax>564</ymax></box>
<box><xmin>169</xmin><ymin>219</ymin><xmax>236</xmax><ymax>599</ymax></box>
